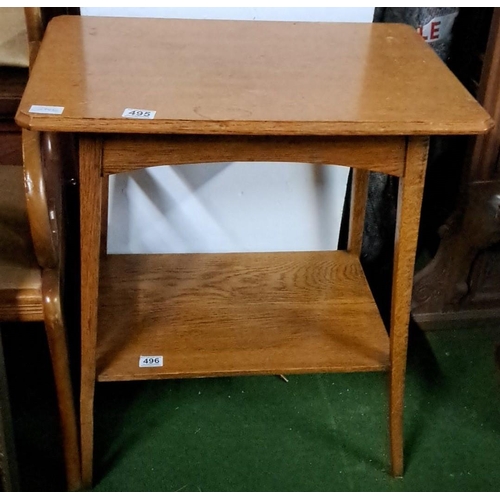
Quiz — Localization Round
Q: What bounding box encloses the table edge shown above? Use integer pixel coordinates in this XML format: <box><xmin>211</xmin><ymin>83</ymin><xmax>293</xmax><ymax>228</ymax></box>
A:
<box><xmin>15</xmin><ymin>111</ymin><xmax>494</xmax><ymax>136</ymax></box>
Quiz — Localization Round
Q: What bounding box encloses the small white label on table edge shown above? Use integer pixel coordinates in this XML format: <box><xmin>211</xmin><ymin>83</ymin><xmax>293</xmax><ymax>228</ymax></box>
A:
<box><xmin>29</xmin><ymin>105</ymin><xmax>64</xmax><ymax>115</ymax></box>
<box><xmin>122</xmin><ymin>108</ymin><xmax>157</xmax><ymax>119</ymax></box>
<box><xmin>139</xmin><ymin>356</ymin><xmax>164</xmax><ymax>367</ymax></box>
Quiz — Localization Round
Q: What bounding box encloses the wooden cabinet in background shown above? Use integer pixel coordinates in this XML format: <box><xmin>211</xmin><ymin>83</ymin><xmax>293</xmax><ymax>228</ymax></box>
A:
<box><xmin>413</xmin><ymin>8</ymin><xmax>500</xmax><ymax>327</ymax></box>
<box><xmin>0</xmin><ymin>67</ymin><xmax>27</xmax><ymax>165</ymax></box>
<box><xmin>0</xmin><ymin>8</ymin><xmax>78</xmax><ymax>167</ymax></box>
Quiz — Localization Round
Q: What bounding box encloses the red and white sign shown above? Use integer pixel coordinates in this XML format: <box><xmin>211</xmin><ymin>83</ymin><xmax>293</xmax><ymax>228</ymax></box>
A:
<box><xmin>416</xmin><ymin>12</ymin><xmax>458</xmax><ymax>43</ymax></box>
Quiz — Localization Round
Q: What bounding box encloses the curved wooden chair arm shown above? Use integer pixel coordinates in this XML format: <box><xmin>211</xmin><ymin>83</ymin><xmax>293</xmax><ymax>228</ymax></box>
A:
<box><xmin>22</xmin><ymin>8</ymin><xmax>61</xmax><ymax>269</ymax></box>
<box><xmin>19</xmin><ymin>98</ymin><xmax>80</xmax><ymax>497</ymax></box>
<box><xmin>22</xmin><ymin>129</ymin><xmax>77</xmax><ymax>273</ymax></box>
<box><xmin>0</xmin><ymin>7</ymin><xmax>82</xmax><ymax>492</ymax></box>
<box><xmin>24</xmin><ymin>7</ymin><xmax>43</xmax><ymax>67</ymax></box>
<box><xmin>24</xmin><ymin>7</ymin><xmax>81</xmax><ymax>67</ymax></box>
<box><xmin>22</xmin><ymin>130</ymin><xmax>60</xmax><ymax>269</ymax></box>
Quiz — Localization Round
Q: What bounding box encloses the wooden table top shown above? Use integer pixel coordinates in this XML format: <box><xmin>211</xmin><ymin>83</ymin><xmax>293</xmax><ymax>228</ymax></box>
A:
<box><xmin>16</xmin><ymin>16</ymin><xmax>492</xmax><ymax>136</ymax></box>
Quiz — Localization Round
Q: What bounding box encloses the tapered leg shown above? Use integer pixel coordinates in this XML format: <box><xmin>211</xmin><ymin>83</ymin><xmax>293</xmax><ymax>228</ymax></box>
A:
<box><xmin>389</xmin><ymin>136</ymin><xmax>429</xmax><ymax>477</ymax></box>
<box><xmin>347</xmin><ymin>168</ymin><xmax>369</xmax><ymax>256</ymax></box>
<box><xmin>79</xmin><ymin>137</ymin><xmax>103</xmax><ymax>488</ymax></box>
<box><xmin>42</xmin><ymin>270</ymin><xmax>82</xmax><ymax>491</ymax></box>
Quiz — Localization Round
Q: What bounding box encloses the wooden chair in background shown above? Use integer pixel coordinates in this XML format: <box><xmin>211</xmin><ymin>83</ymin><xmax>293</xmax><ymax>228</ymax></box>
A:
<box><xmin>0</xmin><ymin>7</ymin><xmax>81</xmax><ymax>491</ymax></box>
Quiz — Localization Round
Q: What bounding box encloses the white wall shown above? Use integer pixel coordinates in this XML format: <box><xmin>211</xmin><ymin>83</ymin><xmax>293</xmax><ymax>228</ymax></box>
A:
<box><xmin>81</xmin><ymin>7</ymin><xmax>374</xmax><ymax>254</ymax></box>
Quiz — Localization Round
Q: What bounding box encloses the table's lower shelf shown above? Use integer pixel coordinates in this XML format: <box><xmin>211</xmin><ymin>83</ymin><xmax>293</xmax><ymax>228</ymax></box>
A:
<box><xmin>96</xmin><ymin>251</ymin><xmax>389</xmax><ymax>381</ymax></box>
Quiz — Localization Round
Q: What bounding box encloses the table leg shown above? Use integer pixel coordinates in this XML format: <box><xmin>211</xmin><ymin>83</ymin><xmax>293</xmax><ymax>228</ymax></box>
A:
<box><xmin>347</xmin><ymin>168</ymin><xmax>369</xmax><ymax>255</ymax></box>
<box><xmin>389</xmin><ymin>136</ymin><xmax>429</xmax><ymax>476</ymax></box>
<box><xmin>101</xmin><ymin>176</ymin><xmax>109</xmax><ymax>257</ymax></box>
<box><xmin>79</xmin><ymin>136</ymin><xmax>103</xmax><ymax>489</ymax></box>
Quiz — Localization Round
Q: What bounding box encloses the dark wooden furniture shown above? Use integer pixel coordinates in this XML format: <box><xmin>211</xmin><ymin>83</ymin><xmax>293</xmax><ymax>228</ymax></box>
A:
<box><xmin>15</xmin><ymin>16</ymin><xmax>491</xmax><ymax>488</ymax></box>
<box><xmin>0</xmin><ymin>138</ymin><xmax>81</xmax><ymax>492</ymax></box>
<box><xmin>0</xmin><ymin>327</ymin><xmax>17</xmax><ymax>491</ymax></box>
<box><xmin>413</xmin><ymin>8</ymin><xmax>500</xmax><ymax>327</ymax></box>
<box><xmin>0</xmin><ymin>7</ymin><xmax>81</xmax><ymax>492</ymax></box>
<box><xmin>0</xmin><ymin>68</ymin><xmax>26</xmax><ymax>166</ymax></box>
<box><xmin>0</xmin><ymin>7</ymin><xmax>78</xmax><ymax>167</ymax></box>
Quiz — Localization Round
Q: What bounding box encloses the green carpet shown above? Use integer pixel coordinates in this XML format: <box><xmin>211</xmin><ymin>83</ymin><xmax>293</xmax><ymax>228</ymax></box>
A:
<box><xmin>4</xmin><ymin>324</ymin><xmax>500</xmax><ymax>491</ymax></box>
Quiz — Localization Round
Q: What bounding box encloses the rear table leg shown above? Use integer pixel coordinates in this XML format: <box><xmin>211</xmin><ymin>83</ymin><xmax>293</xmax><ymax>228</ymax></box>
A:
<box><xmin>347</xmin><ymin>168</ymin><xmax>369</xmax><ymax>256</ymax></box>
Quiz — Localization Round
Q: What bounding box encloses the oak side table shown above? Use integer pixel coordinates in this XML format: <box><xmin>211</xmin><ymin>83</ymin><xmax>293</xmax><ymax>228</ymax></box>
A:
<box><xmin>15</xmin><ymin>16</ymin><xmax>492</xmax><ymax>488</ymax></box>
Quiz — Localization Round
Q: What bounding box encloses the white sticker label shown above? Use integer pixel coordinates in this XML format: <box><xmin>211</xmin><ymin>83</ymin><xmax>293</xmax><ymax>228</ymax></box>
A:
<box><xmin>122</xmin><ymin>108</ymin><xmax>156</xmax><ymax>119</ymax></box>
<box><xmin>139</xmin><ymin>356</ymin><xmax>163</xmax><ymax>367</ymax></box>
<box><xmin>29</xmin><ymin>105</ymin><xmax>64</xmax><ymax>115</ymax></box>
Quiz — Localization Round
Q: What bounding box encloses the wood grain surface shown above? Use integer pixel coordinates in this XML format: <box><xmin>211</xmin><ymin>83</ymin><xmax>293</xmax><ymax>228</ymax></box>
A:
<box><xmin>0</xmin><ymin>164</ymin><xmax>42</xmax><ymax>321</ymax></box>
<box><xmin>79</xmin><ymin>136</ymin><xmax>102</xmax><ymax>488</ymax></box>
<box><xmin>0</xmin><ymin>152</ymin><xmax>81</xmax><ymax>489</ymax></box>
<box><xmin>24</xmin><ymin>14</ymin><xmax>492</xmax><ymax>486</ymax></box>
<box><xmin>1</xmin><ymin>11</ymin><xmax>82</xmax><ymax>488</ymax></box>
<box><xmin>347</xmin><ymin>168</ymin><xmax>369</xmax><ymax>255</ymax></box>
<box><xmin>22</xmin><ymin>130</ymin><xmax>58</xmax><ymax>269</ymax></box>
<box><xmin>389</xmin><ymin>136</ymin><xmax>429</xmax><ymax>477</ymax></box>
<box><xmin>96</xmin><ymin>251</ymin><xmax>389</xmax><ymax>381</ymax></box>
<box><xmin>102</xmin><ymin>135</ymin><xmax>406</xmax><ymax>176</ymax></box>
<box><xmin>41</xmin><ymin>269</ymin><xmax>81</xmax><ymax>492</ymax></box>
<box><xmin>16</xmin><ymin>16</ymin><xmax>492</xmax><ymax>136</ymax></box>
<box><xmin>0</xmin><ymin>132</ymin><xmax>22</xmax><ymax>166</ymax></box>
<box><xmin>22</xmin><ymin>124</ymin><xmax>82</xmax><ymax>490</ymax></box>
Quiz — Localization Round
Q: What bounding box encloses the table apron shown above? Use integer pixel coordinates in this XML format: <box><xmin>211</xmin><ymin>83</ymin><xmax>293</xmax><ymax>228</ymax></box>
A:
<box><xmin>101</xmin><ymin>134</ymin><xmax>407</xmax><ymax>177</ymax></box>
